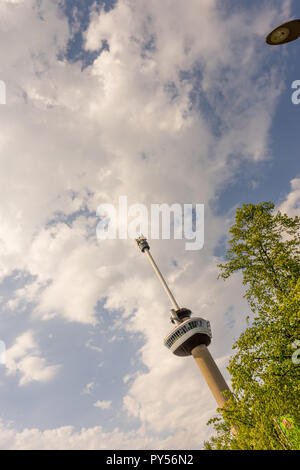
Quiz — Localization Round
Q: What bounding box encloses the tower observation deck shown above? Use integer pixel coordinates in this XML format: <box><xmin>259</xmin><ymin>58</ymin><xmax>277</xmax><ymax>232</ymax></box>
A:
<box><xmin>136</xmin><ymin>236</ymin><xmax>230</xmax><ymax>409</ymax></box>
<box><xmin>164</xmin><ymin>315</ymin><xmax>211</xmax><ymax>356</ymax></box>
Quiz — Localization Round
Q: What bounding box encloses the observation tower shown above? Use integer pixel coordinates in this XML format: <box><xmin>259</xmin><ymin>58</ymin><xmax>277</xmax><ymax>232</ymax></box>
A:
<box><xmin>136</xmin><ymin>236</ymin><xmax>230</xmax><ymax>409</ymax></box>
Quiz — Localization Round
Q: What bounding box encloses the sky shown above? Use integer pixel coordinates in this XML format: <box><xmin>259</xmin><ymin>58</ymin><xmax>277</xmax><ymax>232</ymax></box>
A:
<box><xmin>0</xmin><ymin>0</ymin><xmax>299</xmax><ymax>450</ymax></box>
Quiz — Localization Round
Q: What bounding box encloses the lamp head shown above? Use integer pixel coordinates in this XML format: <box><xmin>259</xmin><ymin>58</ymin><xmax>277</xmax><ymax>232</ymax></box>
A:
<box><xmin>266</xmin><ymin>20</ymin><xmax>300</xmax><ymax>45</ymax></box>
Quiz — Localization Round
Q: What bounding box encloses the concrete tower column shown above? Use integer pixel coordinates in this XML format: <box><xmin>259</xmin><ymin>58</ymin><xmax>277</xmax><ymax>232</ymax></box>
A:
<box><xmin>191</xmin><ymin>344</ymin><xmax>230</xmax><ymax>409</ymax></box>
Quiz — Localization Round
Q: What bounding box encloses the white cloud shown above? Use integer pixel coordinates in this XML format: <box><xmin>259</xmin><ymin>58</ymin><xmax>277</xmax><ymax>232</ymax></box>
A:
<box><xmin>81</xmin><ymin>382</ymin><xmax>95</xmax><ymax>395</ymax></box>
<box><xmin>6</xmin><ymin>298</ymin><xmax>20</xmax><ymax>311</ymax></box>
<box><xmin>93</xmin><ymin>400</ymin><xmax>112</xmax><ymax>410</ymax></box>
<box><xmin>0</xmin><ymin>419</ymin><xmax>211</xmax><ymax>450</ymax></box>
<box><xmin>277</xmin><ymin>178</ymin><xmax>300</xmax><ymax>218</ymax></box>
<box><xmin>0</xmin><ymin>0</ymin><xmax>292</xmax><ymax>449</ymax></box>
<box><xmin>85</xmin><ymin>339</ymin><xmax>103</xmax><ymax>354</ymax></box>
<box><xmin>5</xmin><ymin>330</ymin><xmax>60</xmax><ymax>386</ymax></box>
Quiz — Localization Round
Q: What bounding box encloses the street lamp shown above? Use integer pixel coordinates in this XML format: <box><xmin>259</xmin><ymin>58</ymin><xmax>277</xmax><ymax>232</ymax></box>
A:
<box><xmin>266</xmin><ymin>19</ymin><xmax>300</xmax><ymax>45</ymax></box>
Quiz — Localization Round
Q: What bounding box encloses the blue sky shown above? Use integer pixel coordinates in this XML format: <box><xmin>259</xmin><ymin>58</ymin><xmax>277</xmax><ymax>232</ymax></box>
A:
<box><xmin>0</xmin><ymin>0</ymin><xmax>299</xmax><ymax>449</ymax></box>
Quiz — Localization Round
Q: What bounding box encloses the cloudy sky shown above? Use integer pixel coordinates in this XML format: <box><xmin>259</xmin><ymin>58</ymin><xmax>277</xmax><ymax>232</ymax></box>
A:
<box><xmin>0</xmin><ymin>0</ymin><xmax>299</xmax><ymax>450</ymax></box>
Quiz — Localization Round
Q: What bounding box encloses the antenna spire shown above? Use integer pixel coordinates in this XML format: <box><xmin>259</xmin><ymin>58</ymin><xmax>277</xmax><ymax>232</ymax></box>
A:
<box><xmin>136</xmin><ymin>235</ymin><xmax>180</xmax><ymax>312</ymax></box>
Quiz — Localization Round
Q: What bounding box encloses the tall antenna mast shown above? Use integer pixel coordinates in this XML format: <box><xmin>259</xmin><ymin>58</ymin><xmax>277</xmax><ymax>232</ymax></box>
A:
<box><xmin>135</xmin><ymin>235</ymin><xmax>179</xmax><ymax>311</ymax></box>
<box><xmin>136</xmin><ymin>235</ymin><xmax>231</xmax><ymax>410</ymax></box>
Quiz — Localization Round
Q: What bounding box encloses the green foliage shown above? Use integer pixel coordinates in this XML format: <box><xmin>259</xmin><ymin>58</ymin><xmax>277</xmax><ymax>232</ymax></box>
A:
<box><xmin>204</xmin><ymin>202</ymin><xmax>300</xmax><ymax>450</ymax></box>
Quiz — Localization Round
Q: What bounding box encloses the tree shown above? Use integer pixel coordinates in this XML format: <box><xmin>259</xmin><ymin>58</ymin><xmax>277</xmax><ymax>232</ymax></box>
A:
<box><xmin>204</xmin><ymin>202</ymin><xmax>300</xmax><ymax>450</ymax></box>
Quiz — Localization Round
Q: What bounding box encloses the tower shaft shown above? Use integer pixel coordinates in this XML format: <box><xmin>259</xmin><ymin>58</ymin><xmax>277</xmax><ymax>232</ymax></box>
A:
<box><xmin>191</xmin><ymin>344</ymin><xmax>230</xmax><ymax>408</ymax></box>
